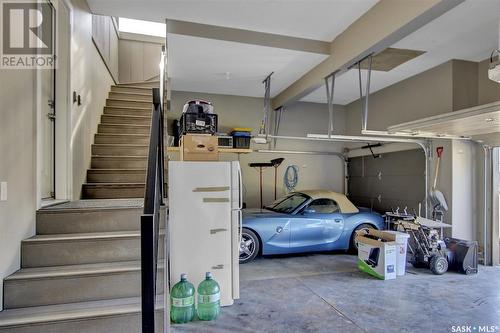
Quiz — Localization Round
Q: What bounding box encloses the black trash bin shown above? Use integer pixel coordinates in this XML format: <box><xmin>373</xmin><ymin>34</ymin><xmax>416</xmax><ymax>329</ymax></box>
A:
<box><xmin>444</xmin><ymin>237</ymin><xmax>478</xmax><ymax>275</ymax></box>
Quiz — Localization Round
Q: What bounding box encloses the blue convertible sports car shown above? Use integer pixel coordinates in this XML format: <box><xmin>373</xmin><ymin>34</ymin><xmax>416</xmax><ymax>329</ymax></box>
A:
<box><xmin>239</xmin><ymin>190</ymin><xmax>385</xmax><ymax>263</ymax></box>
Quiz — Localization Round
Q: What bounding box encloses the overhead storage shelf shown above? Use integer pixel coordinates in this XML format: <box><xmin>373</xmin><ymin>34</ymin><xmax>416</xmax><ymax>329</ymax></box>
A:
<box><xmin>387</xmin><ymin>101</ymin><xmax>500</xmax><ymax>138</ymax></box>
<box><xmin>167</xmin><ymin>147</ymin><xmax>252</xmax><ymax>154</ymax></box>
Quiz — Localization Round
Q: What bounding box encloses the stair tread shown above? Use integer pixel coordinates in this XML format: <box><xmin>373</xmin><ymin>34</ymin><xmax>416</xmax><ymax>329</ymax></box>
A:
<box><xmin>5</xmin><ymin>261</ymin><xmax>142</xmax><ymax>281</ymax></box>
<box><xmin>103</xmin><ymin>114</ymin><xmax>151</xmax><ymax>118</ymax></box>
<box><xmin>23</xmin><ymin>230</ymin><xmax>144</xmax><ymax>243</ymax></box>
<box><xmin>88</xmin><ymin>168</ymin><xmax>147</xmax><ymax>171</ymax></box>
<box><xmin>83</xmin><ymin>183</ymin><xmax>145</xmax><ymax>186</ymax></box>
<box><xmin>99</xmin><ymin>123</ymin><xmax>151</xmax><ymax>128</ymax></box>
<box><xmin>0</xmin><ymin>296</ymin><xmax>160</xmax><ymax>327</ymax></box>
<box><xmin>110</xmin><ymin>92</ymin><xmax>152</xmax><ymax>97</ymax></box>
<box><xmin>92</xmin><ymin>144</ymin><xmax>150</xmax><ymax>147</ymax></box>
<box><xmin>104</xmin><ymin>106</ymin><xmax>150</xmax><ymax>110</ymax></box>
<box><xmin>91</xmin><ymin>155</ymin><xmax>149</xmax><ymax>158</ymax></box>
<box><xmin>107</xmin><ymin>98</ymin><xmax>151</xmax><ymax>103</ymax></box>
<box><xmin>38</xmin><ymin>199</ymin><xmax>144</xmax><ymax>212</ymax></box>
<box><xmin>116</xmin><ymin>80</ymin><xmax>159</xmax><ymax>86</ymax></box>
<box><xmin>95</xmin><ymin>133</ymin><xmax>149</xmax><ymax>137</ymax></box>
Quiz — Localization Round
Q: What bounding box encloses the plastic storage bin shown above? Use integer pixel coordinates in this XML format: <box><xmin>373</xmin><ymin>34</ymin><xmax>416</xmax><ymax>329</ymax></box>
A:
<box><xmin>232</xmin><ymin>132</ymin><xmax>251</xmax><ymax>149</ymax></box>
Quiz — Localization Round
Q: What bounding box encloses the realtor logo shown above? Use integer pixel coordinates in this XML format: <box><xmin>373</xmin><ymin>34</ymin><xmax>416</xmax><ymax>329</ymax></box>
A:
<box><xmin>1</xmin><ymin>0</ymin><xmax>57</xmax><ymax>69</ymax></box>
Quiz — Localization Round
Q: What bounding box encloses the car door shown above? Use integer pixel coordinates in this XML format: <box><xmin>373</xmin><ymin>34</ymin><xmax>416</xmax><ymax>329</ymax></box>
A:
<box><xmin>290</xmin><ymin>199</ymin><xmax>344</xmax><ymax>251</ymax></box>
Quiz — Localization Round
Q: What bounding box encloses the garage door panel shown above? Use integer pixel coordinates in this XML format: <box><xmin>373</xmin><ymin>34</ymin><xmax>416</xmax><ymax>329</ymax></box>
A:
<box><xmin>348</xmin><ymin>149</ymin><xmax>425</xmax><ymax>213</ymax></box>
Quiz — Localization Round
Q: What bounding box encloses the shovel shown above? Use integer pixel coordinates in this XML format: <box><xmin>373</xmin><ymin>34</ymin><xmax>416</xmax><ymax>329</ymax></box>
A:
<box><xmin>430</xmin><ymin>146</ymin><xmax>448</xmax><ymax>211</ymax></box>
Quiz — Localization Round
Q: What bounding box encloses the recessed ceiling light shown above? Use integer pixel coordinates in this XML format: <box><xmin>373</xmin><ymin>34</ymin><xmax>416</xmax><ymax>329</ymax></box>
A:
<box><xmin>485</xmin><ymin>118</ymin><xmax>495</xmax><ymax>122</ymax></box>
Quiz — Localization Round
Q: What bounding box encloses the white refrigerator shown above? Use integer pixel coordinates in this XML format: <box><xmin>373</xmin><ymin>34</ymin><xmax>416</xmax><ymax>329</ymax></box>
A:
<box><xmin>168</xmin><ymin>161</ymin><xmax>242</xmax><ymax>306</ymax></box>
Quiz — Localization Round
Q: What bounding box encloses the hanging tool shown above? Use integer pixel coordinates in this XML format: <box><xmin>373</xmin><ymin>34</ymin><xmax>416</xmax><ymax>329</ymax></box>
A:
<box><xmin>430</xmin><ymin>147</ymin><xmax>448</xmax><ymax>215</ymax></box>
<box><xmin>284</xmin><ymin>165</ymin><xmax>299</xmax><ymax>192</ymax></box>
<box><xmin>249</xmin><ymin>162</ymin><xmax>273</xmax><ymax>208</ymax></box>
<box><xmin>270</xmin><ymin>158</ymin><xmax>285</xmax><ymax>200</ymax></box>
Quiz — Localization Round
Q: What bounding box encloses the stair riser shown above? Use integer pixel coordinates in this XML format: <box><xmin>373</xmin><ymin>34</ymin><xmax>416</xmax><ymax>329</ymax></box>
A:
<box><xmin>103</xmin><ymin>107</ymin><xmax>151</xmax><ymax>117</ymax></box>
<box><xmin>98</xmin><ymin>124</ymin><xmax>150</xmax><ymax>135</ymax></box>
<box><xmin>0</xmin><ymin>311</ymin><xmax>164</xmax><ymax>333</ymax></box>
<box><xmin>94</xmin><ymin>134</ymin><xmax>149</xmax><ymax>145</ymax></box>
<box><xmin>87</xmin><ymin>172</ymin><xmax>146</xmax><ymax>184</ymax></box>
<box><xmin>111</xmin><ymin>86</ymin><xmax>154</xmax><ymax>95</ymax></box>
<box><xmin>82</xmin><ymin>186</ymin><xmax>145</xmax><ymax>199</ymax></box>
<box><xmin>21</xmin><ymin>235</ymin><xmax>164</xmax><ymax>268</ymax></box>
<box><xmin>4</xmin><ymin>270</ymin><xmax>164</xmax><ymax>309</ymax></box>
<box><xmin>36</xmin><ymin>208</ymin><xmax>143</xmax><ymax>234</ymax></box>
<box><xmin>92</xmin><ymin>145</ymin><xmax>149</xmax><ymax>156</ymax></box>
<box><xmin>91</xmin><ymin>157</ymin><xmax>147</xmax><ymax>169</ymax></box>
<box><xmin>106</xmin><ymin>99</ymin><xmax>151</xmax><ymax>108</ymax></box>
<box><xmin>101</xmin><ymin>115</ymin><xmax>151</xmax><ymax>125</ymax></box>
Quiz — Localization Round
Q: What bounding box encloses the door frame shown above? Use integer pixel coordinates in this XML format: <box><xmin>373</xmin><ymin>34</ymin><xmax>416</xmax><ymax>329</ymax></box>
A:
<box><xmin>491</xmin><ymin>147</ymin><xmax>499</xmax><ymax>266</ymax></box>
<box><xmin>36</xmin><ymin>0</ymin><xmax>73</xmax><ymax>206</ymax></box>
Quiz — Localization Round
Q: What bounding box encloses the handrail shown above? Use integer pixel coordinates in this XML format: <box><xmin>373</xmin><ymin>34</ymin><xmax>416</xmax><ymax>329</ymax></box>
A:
<box><xmin>141</xmin><ymin>83</ymin><xmax>165</xmax><ymax>332</ymax></box>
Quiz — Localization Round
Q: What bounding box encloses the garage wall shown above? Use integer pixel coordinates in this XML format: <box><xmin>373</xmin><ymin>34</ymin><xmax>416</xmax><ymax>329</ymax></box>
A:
<box><xmin>118</xmin><ymin>35</ymin><xmax>163</xmax><ymax>83</ymax></box>
<box><xmin>91</xmin><ymin>15</ymin><xmax>119</xmax><ymax>82</ymax></box>
<box><xmin>71</xmin><ymin>0</ymin><xmax>116</xmax><ymax>199</ymax></box>
<box><xmin>169</xmin><ymin>90</ymin><xmax>347</xmax><ymax>208</ymax></box>
<box><xmin>0</xmin><ymin>70</ymin><xmax>37</xmax><ymax>312</ymax></box>
<box><xmin>345</xmin><ymin>61</ymin><xmax>453</xmax><ymax>134</ymax></box>
<box><xmin>344</xmin><ymin>60</ymin><xmax>481</xmax><ymax>239</ymax></box>
<box><xmin>478</xmin><ymin>59</ymin><xmax>500</xmax><ymax>105</ymax></box>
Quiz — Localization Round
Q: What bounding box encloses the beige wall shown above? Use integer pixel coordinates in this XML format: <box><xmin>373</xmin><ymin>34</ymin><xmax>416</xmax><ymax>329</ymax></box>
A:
<box><xmin>344</xmin><ymin>60</ymin><xmax>483</xmax><ymax>240</ymax></box>
<box><xmin>0</xmin><ymin>70</ymin><xmax>37</xmax><ymax>311</ymax></box>
<box><xmin>0</xmin><ymin>0</ymin><xmax>115</xmax><ymax>309</ymax></box>
<box><xmin>71</xmin><ymin>0</ymin><xmax>115</xmax><ymax>199</ymax></box>
<box><xmin>169</xmin><ymin>91</ymin><xmax>347</xmax><ymax>208</ymax></box>
<box><xmin>478</xmin><ymin>59</ymin><xmax>500</xmax><ymax>105</ymax></box>
<box><xmin>346</xmin><ymin>61</ymin><xmax>454</xmax><ymax>134</ymax></box>
<box><xmin>92</xmin><ymin>15</ymin><xmax>119</xmax><ymax>82</ymax></box>
<box><xmin>118</xmin><ymin>37</ymin><xmax>163</xmax><ymax>83</ymax></box>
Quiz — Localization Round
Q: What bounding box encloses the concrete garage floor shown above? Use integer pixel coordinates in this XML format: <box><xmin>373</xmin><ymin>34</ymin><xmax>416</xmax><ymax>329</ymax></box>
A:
<box><xmin>172</xmin><ymin>254</ymin><xmax>500</xmax><ymax>333</ymax></box>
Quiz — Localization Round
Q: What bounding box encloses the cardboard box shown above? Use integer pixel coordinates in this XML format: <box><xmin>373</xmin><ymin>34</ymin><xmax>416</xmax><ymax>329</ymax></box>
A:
<box><xmin>180</xmin><ymin>134</ymin><xmax>219</xmax><ymax>161</ymax></box>
<box><xmin>355</xmin><ymin>229</ymin><xmax>397</xmax><ymax>280</ymax></box>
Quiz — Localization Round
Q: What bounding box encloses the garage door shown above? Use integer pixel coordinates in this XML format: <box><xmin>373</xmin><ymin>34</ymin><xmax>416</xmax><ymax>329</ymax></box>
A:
<box><xmin>348</xmin><ymin>149</ymin><xmax>425</xmax><ymax>214</ymax></box>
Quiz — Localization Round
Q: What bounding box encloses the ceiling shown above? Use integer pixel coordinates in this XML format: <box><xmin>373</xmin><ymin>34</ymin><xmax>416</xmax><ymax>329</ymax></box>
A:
<box><xmin>302</xmin><ymin>0</ymin><xmax>500</xmax><ymax>104</ymax></box>
<box><xmin>87</xmin><ymin>0</ymin><xmax>379</xmax><ymax>41</ymax></box>
<box><xmin>168</xmin><ymin>34</ymin><xmax>328</xmax><ymax>97</ymax></box>
<box><xmin>88</xmin><ymin>0</ymin><xmax>500</xmax><ymax>105</ymax></box>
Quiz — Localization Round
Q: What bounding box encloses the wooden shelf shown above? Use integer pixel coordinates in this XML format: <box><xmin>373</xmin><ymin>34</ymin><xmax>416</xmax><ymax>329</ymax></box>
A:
<box><xmin>167</xmin><ymin>147</ymin><xmax>252</xmax><ymax>154</ymax></box>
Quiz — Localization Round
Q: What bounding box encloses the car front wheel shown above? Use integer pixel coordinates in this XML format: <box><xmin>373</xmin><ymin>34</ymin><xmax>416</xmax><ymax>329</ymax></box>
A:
<box><xmin>349</xmin><ymin>223</ymin><xmax>375</xmax><ymax>253</ymax></box>
<box><xmin>239</xmin><ymin>228</ymin><xmax>260</xmax><ymax>264</ymax></box>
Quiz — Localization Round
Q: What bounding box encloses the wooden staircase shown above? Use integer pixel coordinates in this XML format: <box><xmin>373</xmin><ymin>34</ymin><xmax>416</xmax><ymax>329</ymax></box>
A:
<box><xmin>82</xmin><ymin>81</ymin><xmax>161</xmax><ymax>200</ymax></box>
<box><xmin>0</xmin><ymin>201</ymin><xmax>165</xmax><ymax>333</ymax></box>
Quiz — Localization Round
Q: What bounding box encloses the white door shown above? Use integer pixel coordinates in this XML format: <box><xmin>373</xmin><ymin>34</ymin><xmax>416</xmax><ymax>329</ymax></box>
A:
<box><xmin>41</xmin><ymin>1</ymin><xmax>56</xmax><ymax>199</ymax></box>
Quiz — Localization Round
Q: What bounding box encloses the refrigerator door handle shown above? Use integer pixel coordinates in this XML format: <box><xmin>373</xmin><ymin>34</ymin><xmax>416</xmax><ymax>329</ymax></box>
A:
<box><xmin>239</xmin><ymin>209</ymin><xmax>243</xmax><ymax>242</ymax></box>
<box><xmin>238</xmin><ymin>163</ymin><xmax>243</xmax><ymax>209</ymax></box>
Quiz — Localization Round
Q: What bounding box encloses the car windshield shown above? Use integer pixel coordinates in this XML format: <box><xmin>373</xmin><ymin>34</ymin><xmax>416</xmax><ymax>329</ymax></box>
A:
<box><xmin>268</xmin><ymin>193</ymin><xmax>309</xmax><ymax>214</ymax></box>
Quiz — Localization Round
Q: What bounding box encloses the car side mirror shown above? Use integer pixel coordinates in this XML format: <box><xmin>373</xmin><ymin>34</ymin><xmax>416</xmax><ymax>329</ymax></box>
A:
<box><xmin>303</xmin><ymin>208</ymin><xmax>316</xmax><ymax>214</ymax></box>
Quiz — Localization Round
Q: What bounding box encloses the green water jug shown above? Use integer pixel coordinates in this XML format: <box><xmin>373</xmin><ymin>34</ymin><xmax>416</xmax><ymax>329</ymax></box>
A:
<box><xmin>170</xmin><ymin>273</ymin><xmax>195</xmax><ymax>323</ymax></box>
<box><xmin>197</xmin><ymin>272</ymin><xmax>221</xmax><ymax>321</ymax></box>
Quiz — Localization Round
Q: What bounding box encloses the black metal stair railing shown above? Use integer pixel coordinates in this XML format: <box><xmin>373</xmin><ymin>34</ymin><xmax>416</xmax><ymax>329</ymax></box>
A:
<box><xmin>141</xmin><ymin>85</ymin><xmax>166</xmax><ymax>333</ymax></box>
